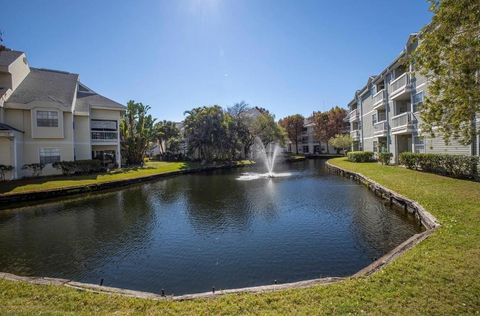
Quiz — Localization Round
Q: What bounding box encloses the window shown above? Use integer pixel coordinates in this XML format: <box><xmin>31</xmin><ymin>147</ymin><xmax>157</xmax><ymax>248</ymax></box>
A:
<box><xmin>37</xmin><ymin>111</ymin><xmax>58</xmax><ymax>127</ymax></box>
<box><xmin>373</xmin><ymin>141</ymin><xmax>378</xmax><ymax>152</ymax></box>
<box><xmin>91</xmin><ymin>119</ymin><xmax>117</xmax><ymax>131</ymax></box>
<box><xmin>40</xmin><ymin>148</ymin><xmax>60</xmax><ymax>164</ymax></box>
<box><xmin>303</xmin><ymin>146</ymin><xmax>309</xmax><ymax>153</ymax></box>
<box><xmin>372</xmin><ymin>113</ymin><xmax>377</xmax><ymax>125</ymax></box>
<box><xmin>413</xmin><ymin>91</ymin><xmax>424</xmax><ymax>113</ymax></box>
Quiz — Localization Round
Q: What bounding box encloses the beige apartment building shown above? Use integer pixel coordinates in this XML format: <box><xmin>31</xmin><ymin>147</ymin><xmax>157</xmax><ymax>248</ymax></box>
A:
<box><xmin>0</xmin><ymin>50</ymin><xmax>125</xmax><ymax>179</ymax></box>
<box><xmin>347</xmin><ymin>34</ymin><xmax>479</xmax><ymax>161</ymax></box>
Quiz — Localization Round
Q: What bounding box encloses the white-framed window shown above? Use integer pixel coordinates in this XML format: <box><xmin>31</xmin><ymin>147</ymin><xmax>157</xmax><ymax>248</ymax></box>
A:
<box><xmin>373</xmin><ymin>141</ymin><xmax>378</xmax><ymax>152</ymax></box>
<box><xmin>372</xmin><ymin>113</ymin><xmax>377</xmax><ymax>125</ymax></box>
<box><xmin>37</xmin><ymin>111</ymin><xmax>59</xmax><ymax>127</ymax></box>
<box><xmin>413</xmin><ymin>91</ymin><xmax>424</xmax><ymax>113</ymax></box>
<box><xmin>40</xmin><ymin>148</ymin><xmax>60</xmax><ymax>164</ymax></box>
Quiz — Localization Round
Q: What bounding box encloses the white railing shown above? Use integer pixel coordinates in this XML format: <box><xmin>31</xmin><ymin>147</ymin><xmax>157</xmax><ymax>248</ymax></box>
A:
<box><xmin>91</xmin><ymin>131</ymin><xmax>118</xmax><ymax>142</ymax></box>
<box><xmin>389</xmin><ymin>73</ymin><xmax>409</xmax><ymax>93</ymax></box>
<box><xmin>372</xmin><ymin>89</ymin><xmax>385</xmax><ymax>107</ymax></box>
<box><xmin>349</xmin><ymin>108</ymin><xmax>359</xmax><ymax>121</ymax></box>
<box><xmin>373</xmin><ymin>120</ymin><xmax>388</xmax><ymax>134</ymax></box>
<box><xmin>391</xmin><ymin>112</ymin><xmax>412</xmax><ymax>129</ymax></box>
<box><xmin>350</xmin><ymin>130</ymin><xmax>360</xmax><ymax>139</ymax></box>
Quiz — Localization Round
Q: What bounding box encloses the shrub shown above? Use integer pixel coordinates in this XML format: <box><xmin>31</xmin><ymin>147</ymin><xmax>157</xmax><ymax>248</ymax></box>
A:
<box><xmin>53</xmin><ymin>160</ymin><xmax>105</xmax><ymax>176</ymax></box>
<box><xmin>22</xmin><ymin>163</ymin><xmax>45</xmax><ymax>177</ymax></box>
<box><xmin>347</xmin><ymin>151</ymin><xmax>375</xmax><ymax>163</ymax></box>
<box><xmin>0</xmin><ymin>165</ymin><xmax>13</xmax><ymax>181</ymax></box>
<box><xmin>398</xmin><ymin>152</ymin><xmax>418</xmax><ymax>169</ymax></box>
<box><xmin>399</xmin><ymin>152</ymin><xmax>479</xmax><ymax>179</ymax></box>
<box><xmin>377</xmin><ymin>152</ymin><xmax>393</xmax><ymax>165</ymax></box>
<box><xmin>159</xmin><ymin>152</ymin><xmax>185</xmax><ymax>162</ymax></box>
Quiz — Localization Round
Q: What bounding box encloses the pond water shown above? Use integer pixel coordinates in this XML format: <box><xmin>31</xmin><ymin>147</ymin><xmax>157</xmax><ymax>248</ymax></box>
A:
<box><xmin>0</xmin><ymin>159</ymin><xmax>421</xmax><ymax>295</ymax></box>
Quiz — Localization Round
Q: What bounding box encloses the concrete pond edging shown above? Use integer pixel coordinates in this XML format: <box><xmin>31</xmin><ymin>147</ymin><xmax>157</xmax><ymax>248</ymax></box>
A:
<box><xmin>0</xmin><ymin>162</ymin><xmax>252</xmax><ymax>207</ymax></box>
<box><xmin>0</xmin><ymin>161</ymin><xmax>440</xmax><ymax>301</ymax></box>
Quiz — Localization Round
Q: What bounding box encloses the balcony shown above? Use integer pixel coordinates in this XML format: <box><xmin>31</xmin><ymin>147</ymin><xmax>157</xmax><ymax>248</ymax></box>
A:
<box><xmin>349</xmin><ymin>108</ymin><xmax>360</xmax><ymax>122</ymax></box>
<box><xmin>372</xmin><ymin>89</ymin><xmax>386</xmax><ymax>110</ymax></box>
<box><xmin>350</xmin><ymin>130</ymin><xmax>360</xmax><ymax>141</ymax></box>
<box><xmin>391</xmin><ymin>112</ymin><xmax>415</xmax><ymax>134</ymax></box>
<box><xmin>389</xmin><ymin>73</ymin><xmax>412</xmax><ymax>100</ymax></box>
<box><xmin>373</xmin><ymin>120</ymin><xmax>388</xmax><ymax>137</ymax></box>
<box><xmin>91</xmin><ymin>131</ymin><xmax>119</xmax><ymax>144</ymax></box>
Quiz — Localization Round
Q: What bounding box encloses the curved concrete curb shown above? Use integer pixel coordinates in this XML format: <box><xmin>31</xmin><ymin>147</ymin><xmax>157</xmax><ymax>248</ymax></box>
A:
<box><xmin>0</xmin><ymin>161</ymin><xmax>440</xmax><ymax>301</ymax></box>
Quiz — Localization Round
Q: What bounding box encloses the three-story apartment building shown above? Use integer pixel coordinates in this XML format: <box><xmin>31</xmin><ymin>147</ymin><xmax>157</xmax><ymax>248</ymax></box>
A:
<box><xmin>0</xmin><ymin>50</ymin><xmax>125</xmax><ymax>179</ymax></box>
<box><xmin>347</xmin><ymin>34</ymin><xmax>479</xmax><ymax>161</ymax></box>
<box><xmin>286</xmin><ymin>117</ymin><xmax>337</xmax><ymax>155</ymax></box>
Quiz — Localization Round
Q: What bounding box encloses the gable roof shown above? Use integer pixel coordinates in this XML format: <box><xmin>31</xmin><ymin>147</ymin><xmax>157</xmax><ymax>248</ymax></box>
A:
<box><xmin>0</xmin><ymin>122</ymin><xmax>23</xmax><ymax>133</ymax></box>
<box><xmin>75</xmin><ymin>82</ymin><xmax>125</xmax><ymax>113</ymax></box>
<box><xmin>6</xmin><ymin>68</ymin><xmax>78</xmax><ymax>108</ymax></box>
<box><xmin>0</xmin><ymin>50</ymin><xmax>23</xmax><ymax>68</ymax></box>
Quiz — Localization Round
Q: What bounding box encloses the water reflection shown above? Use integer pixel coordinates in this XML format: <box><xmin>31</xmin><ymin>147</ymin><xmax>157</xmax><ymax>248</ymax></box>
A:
<box><xmin>0</xmin><ymin>160</ymin><xmax>421</xmax><ymax>295</ymax></box>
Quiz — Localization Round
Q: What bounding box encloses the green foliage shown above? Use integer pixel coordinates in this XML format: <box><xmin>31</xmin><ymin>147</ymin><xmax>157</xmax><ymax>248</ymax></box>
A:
<box><xmin>347</xmin><ymin>151</ymin><xmax>375</xmax><ymax>163</ymax></box>
<box><xmin>183</xmin><ymin>105</ymin><xmax>232</xmax><ymax>161</ymax></box>
<box><xmin>120</xmin><ymin>101</ymin><xmax>156</xmax><ymax>166</ymax></box>
<box><xmin>279</xmin><ymin>114</ymin><xmax>305</xmax><ymax>154</ymax></box>
<box><xmin>412</xmin><ymin>0</ymin><xmax>480</xmax><ymax>146</ymax></box>
<box><xmin>377</xmin><ymin>152</ymin><xmax>393</xmax><ymax>165</ymax></box>
<box><xmin>21</xmin><ymin>163</ymin><xmax>45</xmax><ymax>177</ymax></box>
<box><xmin>154</xmin><ymin>120</ymin><xmax>180</xmax><ymax>155</ymax></box>
<box><xmin>251</xmin><ymin>109</ymin><xmax>285</xmax><ymax>147</ymax></box>
<box><xmin>0</xmin><ymin>164</ymin><xmax>13</xmax><ymax>181</ymax></box>
<box><xmin>52</xmin><ymin>160</ymin><xmax>105</xmax><ymax>176</ymax></box>
<box><xmin>184</xmin><ymin>104</ymin><xmax>284</xmax><ymax>162</ymax></box>
<box><xmin>313</xmin><ymin>106</ymin><xmax>348</xmax><ymax>152</ymax></box>
<box><xmin>227</xmin><ymin>102</ymin><xmax>256</xmax><ymax>158</ymax></box>
<box><xmin>328</xmin><ymin>134</ymin><xmax>352</xmax><ymax>155</ymax></box>
<box><xmin>399</xmin><ymin>152</ymin><xmax>479</xmax><ymax>179</ymax></box>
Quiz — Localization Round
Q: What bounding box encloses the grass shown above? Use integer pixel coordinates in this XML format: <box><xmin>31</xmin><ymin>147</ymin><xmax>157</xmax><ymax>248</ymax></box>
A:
<box><xmin>286</xmin><ymin>154</ymin><xmax>306</xmax><ymax>162</ymax></box>
<box><xmin>1</xmin><ymin>157</ymin><xmax>479</xmax><ymax>315</ymax></box>
<box><xmin>0</xmin><ymin>160</ymin><xmax>254</xmax><ymax>195</ymax></box>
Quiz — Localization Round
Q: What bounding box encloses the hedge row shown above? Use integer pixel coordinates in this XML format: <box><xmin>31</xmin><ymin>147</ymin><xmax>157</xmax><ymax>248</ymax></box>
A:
<box><xmin>347</xmin><ymin>151</ymin><xmax>375</xmax><ymax>163</ymax></box>
<box><xmin>399</xmin><ymin>152</ymin><xmax>479</xmax><ymax>179</ymax></box>
<box><xmin>53</xmin><ymin>160</ymin><xmax>105</xmax><ymax>176</ymax></box>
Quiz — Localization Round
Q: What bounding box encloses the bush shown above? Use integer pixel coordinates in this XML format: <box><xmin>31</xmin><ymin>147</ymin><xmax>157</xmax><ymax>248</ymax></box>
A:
<box><xmin>347</xmin><ymin>151</ymin><xmax>375</xmax><ymax>163</ymax></box>
<box><xmin>399</xmin><ymin>152</ymin><xmax>479</xmax><ymax>179</ymax></box>
<box><xmin>377</xmin><ymin>152</ymin><xmax>393</xmax><ymax>165</ymax></box>
<box><xmin>22</xmin><ymin>163</ymin><xmax>45</xmax><ymax>177</ymax></box>
<box><xmin>53</xmin><ymin>160</ymin><xmax>105</xmax><ymax>176</ymax></box>
<box><xmin>158</xmin><ymin>152</ymin><xmax>186</xmax><ymax>162</ymax></box>
<box><xmin>0</xmin><ymin>165</ymin><xmax>13</xmax><ymax>181</ymax></box>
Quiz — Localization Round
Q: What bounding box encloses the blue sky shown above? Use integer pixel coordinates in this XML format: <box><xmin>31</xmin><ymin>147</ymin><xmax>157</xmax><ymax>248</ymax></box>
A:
<box><xmin>2</xmin><ymin>0</ymin><xmax>431</xmax><ymax>121</ymax></box>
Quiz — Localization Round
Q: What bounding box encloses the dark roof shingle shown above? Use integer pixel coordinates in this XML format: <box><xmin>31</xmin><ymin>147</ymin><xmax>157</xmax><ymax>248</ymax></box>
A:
<box><xmin>6</xmin><ymin>68</ymin><xmax>78</xmax><ymax>108</ymax></box>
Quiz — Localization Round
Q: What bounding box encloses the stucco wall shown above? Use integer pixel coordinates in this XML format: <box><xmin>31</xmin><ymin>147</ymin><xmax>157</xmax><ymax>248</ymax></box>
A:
<box><xmin>8</xmin><ymin>54</ymin><xmax>30</xmax><ymax>91</ymax></box>
<box><xmin>30</xmin><ymin>107</ymin><xmax>65</xmax><ymax>139</ymax></box>
<box><xmin>4</xmin><ymin>108</ymin><xmax>75</xmax><ymax>176</ymax></box>
<box><xmin>74</xmin><ymin>115</ymin><xmax>91</xmax><ymax>160</ymax></box>
<box><xmin>91</xmin><ymin>109</ymin><xmax>121</xmax><ymax>121</ymax></box>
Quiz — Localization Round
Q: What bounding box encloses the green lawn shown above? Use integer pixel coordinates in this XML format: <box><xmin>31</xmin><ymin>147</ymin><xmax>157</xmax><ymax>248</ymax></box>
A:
<box><xmin>1</xmin><ymin>157</ymin><xmax>479</xmax><ymax>315</ymax></box>
<box><xmin>0</xmin><ymin>160</ymin><xmax>253</xmax><ymax>195</ymax></box>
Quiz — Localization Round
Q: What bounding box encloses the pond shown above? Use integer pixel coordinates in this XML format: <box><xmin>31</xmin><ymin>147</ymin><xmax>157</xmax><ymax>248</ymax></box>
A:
<box><xmin>0</xmin><ymin>159</ymin><xmax>421</xmax><ymax>295</ymax></box>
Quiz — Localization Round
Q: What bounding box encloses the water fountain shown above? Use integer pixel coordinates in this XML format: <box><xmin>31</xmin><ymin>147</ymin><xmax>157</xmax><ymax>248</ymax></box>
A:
<box><xmin>237</xmin><ymin>138</ymin><xmax>291</xmax><ymax>181</ymax></box>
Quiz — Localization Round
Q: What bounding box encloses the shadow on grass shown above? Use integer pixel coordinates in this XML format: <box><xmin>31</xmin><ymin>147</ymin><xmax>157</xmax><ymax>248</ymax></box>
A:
<box><xmin>0</xmin><ymin>161</ymin><xmax>201</xmax><ymax>194</ymax></box>
<box><xmin>0</xmin><ymin>160</ymin><xmax>252</xmax><ymax>195</ymax></box>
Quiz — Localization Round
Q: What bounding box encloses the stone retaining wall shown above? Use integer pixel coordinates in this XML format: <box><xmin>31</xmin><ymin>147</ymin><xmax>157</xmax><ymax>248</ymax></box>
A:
<box><xmin>0</xmin><ymin>161</ymin><xmax>440</xmax><ymax>301</ymax></box>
